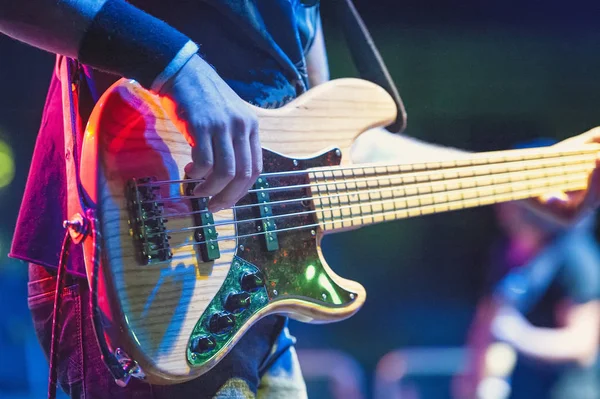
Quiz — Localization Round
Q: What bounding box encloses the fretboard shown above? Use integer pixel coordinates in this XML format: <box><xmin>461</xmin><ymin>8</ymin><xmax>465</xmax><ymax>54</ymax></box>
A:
<box><xmin>308</xmin><ymin>145</ymin><xmax>599</xmax><ymax>232</ymax></box>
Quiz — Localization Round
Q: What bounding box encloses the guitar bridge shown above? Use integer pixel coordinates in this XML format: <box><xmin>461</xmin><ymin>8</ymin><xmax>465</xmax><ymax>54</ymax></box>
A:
<box><xmin>126</xmin><ymin>177</ymin><xmax>172</xmax><ymax>265</ymax></box>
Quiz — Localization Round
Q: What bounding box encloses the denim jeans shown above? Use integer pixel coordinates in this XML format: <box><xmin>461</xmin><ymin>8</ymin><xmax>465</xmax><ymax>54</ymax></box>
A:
<box><xmin>27</xmin><ymin>264</ymin><xmax>307</xmax><ymax>398</ymax></box>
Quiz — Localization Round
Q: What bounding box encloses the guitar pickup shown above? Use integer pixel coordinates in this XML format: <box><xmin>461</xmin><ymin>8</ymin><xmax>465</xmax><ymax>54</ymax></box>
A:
<box><xmin>186</xmin><ymin>180</ymin><xmax>220</xmax><ymax>261</ymax></box>
<box><xmin>254</xmin><ymin>177</ymin><xmax>279</xmax><ymax>251</ymax></box>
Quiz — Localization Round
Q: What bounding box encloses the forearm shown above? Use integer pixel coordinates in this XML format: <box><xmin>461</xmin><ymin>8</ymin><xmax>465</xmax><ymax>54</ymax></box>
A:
<box><xmin>306</xmin><ymin>14</ymin><xmax>329</xmax><ymax>88</ymax></box>
<box><xmin>0</xmin><ymin>0</ymin><xmax>197</xmax><ymax>91</ymax></box>
<box><xmin>512</xmin><ymin>326</ymin><xmax>598</xmax><ymax>365</ymax></box>
<box><xmin>511</xmin><ymin>301</ymin><xmax>600</xmax><ymax>365</ymax></box>
<box><xmin>0</xmin><ymin>0</ymin><xmax>106</xmax><ymax>57</ymax></box>
<box><xmin>351</xmin><ymin>128</ymin><xmax>467</xmax><ymax>164</ymax></box>
<box><xmin>305</xmin><ymin>12</ymin><xmax>465</xmax><ymax>164</ymax></box>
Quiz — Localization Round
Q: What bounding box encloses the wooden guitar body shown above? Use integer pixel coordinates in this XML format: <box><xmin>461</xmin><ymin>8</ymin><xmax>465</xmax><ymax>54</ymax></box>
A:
<box><xmin>78</xmin><ymin>78</ymin><xmax>397</xmax><ymax>384</ymax></box>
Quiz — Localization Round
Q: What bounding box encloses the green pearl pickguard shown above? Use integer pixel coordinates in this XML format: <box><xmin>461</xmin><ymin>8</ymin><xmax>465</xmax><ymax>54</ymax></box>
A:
<box><xmin>186</xmin><ymin>149</ymin><xmax>358</xmax><ymax>367</ymax></box>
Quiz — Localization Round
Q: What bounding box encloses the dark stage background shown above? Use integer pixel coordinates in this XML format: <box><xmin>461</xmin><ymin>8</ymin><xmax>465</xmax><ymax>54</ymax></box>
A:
<box><xmin>1</xmin><ymin>1</ymin><xmax>600</xmax><ymax>398</ymax></box>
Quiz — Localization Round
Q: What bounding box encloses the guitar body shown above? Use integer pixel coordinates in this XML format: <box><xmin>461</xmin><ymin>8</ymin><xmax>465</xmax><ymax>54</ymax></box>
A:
<box><xmin>79</xmin><ymin>78</ymin><xmax>397</xmax><ymax>384</ymax></box>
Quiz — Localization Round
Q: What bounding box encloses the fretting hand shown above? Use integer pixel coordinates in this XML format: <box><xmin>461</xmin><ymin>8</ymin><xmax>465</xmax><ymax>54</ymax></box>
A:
<box><xmin>526</xmin><ymin>127</ymin><xmax>600</xmax><ymax>224</ymax></box>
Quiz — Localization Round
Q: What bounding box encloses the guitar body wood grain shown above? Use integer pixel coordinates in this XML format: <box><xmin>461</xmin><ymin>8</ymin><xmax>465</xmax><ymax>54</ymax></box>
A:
<box><xmin>78</xmin><ymin>78</ymin><xmax>397</xmax><ymax>384</ymax></box>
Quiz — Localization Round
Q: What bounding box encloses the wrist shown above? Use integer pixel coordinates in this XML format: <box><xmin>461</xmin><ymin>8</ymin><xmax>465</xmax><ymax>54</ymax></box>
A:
<box><xmin>151</xmin><ymin>41</ymin><xmax>199</xmax><ymax>94</ymax></box>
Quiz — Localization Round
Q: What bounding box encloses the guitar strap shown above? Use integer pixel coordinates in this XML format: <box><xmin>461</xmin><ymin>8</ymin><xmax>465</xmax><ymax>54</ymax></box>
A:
<box><xmin>57</xmin><ymin>56</ymin><xmax>86</xmax><ymax>223</ymax></box>
<box><xmin>327</xmin><ymin>0</ymin><xmax>407</xmax><ymax>133</ymax></box>
<box><xmin>57</xmin><ymin>56</ymin><xmax>131</xmax><ymax>387</ymax></box>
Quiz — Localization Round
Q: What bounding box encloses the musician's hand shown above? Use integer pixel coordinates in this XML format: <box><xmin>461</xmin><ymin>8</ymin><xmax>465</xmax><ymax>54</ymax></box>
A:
<box><xmin>158</xmin><ymin>54</ymin><xmax>262</xmax><ymax>212</ymax></box>
<box><xmin>526</xmin><ymin>127</ymin><xmax>600</xmax><ymax>224</ymax></box>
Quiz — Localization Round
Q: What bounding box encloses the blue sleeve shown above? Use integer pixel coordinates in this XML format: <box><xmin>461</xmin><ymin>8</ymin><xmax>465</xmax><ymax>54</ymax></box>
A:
<box><xmin>295</xmin><ymin>2</ymin><xmax>320</xmax><ymax>55</ymax></box>
<box><xmin>559</xmin><ymin>232</ymin><xmax>600</xmax><ymax>303</ymax></box>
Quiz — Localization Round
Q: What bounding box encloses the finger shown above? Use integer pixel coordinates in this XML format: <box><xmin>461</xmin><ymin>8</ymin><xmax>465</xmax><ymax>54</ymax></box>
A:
<box><xmin>578</xmin><ymin>159</ymin><xmax>600</xmax><ymax>212</ymax></box>
<box><xmin>209</xmin><ymin>131</ymin><xmax>253</xmax><ymax>212</ymax></box>
<box><xmin>194</xmin><ymin>132</ymin><xmax>235</xmax><ymax>200</ymax></box>
<box><xmin>574</xmin><ymin>126</ymin><xmax>600</xmax><ymax>144</ymax></box>
<box><xmin>558</xmin><ymin>126</ymin><xmax>600</xmax><ymax>147</ymax></box>
<box><xmin>529</xmin><ymin>159</ymin><xmax>600</xmax><ymax>223</ymax></box>
<box><xmin>185</xmin><ymin>130</ymin><xmax>214</xmax><ymax>179</ymax></box>
<box><xmin>237</xmin><ymin>124</ymin><xmax>263</xmax><ymax>202</ymax></box>
<box><xmin>526</xmin><ymin>191</ymin><xmax>581</xmax><ymax>225</ymax></box>
<box><xmin>250</xmin><ymin>127</ymin><xmax>263</xmax><ymax>183</ymax></box>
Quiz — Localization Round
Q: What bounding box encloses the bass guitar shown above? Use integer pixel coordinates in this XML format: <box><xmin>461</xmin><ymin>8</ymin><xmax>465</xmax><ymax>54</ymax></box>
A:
<box><xmin>77</xmin><ymin>77</ymin><xmax>598</xmax><ymax>384</ymax></box>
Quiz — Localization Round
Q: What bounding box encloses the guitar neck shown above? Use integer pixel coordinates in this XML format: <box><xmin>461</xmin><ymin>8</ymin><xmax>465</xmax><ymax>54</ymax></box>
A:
<box><xmin>308</xmin><ymin>145</ymin><xmax>600</xmax><ymax>232</ymax></box>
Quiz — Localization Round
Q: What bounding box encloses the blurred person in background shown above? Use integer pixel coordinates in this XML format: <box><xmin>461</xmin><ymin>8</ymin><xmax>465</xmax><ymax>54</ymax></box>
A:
<box><xmin>455</xmin><ymin>141</ymin><xmax>600</xmax><ymax>399</ymax></box>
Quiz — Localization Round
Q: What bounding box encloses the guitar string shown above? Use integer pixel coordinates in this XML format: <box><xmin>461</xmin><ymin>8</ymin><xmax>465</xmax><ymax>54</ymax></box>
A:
<box><xmin>135</xmin><ymin>145</ymin><xmax>599</xmax><ymax>188</ymax></box>
<box><xmin>141</xmin><ymin>158</ymin><xmax>595</xmax><ymax>225</ymax></box>
<box><xmin>150</xmin><ymin>170</ymin><xmax>586</xmax><ymax>236</ymax></box>
<box><xmin>138</xmin><ymin>152</ymin><xmax>597</xmax><ymax>205</ymax></box>
<box><xmin>156</xmin><ymin>177</ymin><xmax>587</xmax><ymax>254</ymax></box>
<box><xmin>132</xmin><ymin>173</ymin><xmax>587</xmax><ymax>248</ymax></box>
<box><xmin>145</xmin><ymin>165</ymin><xmax>593</xmax><ymax>237</ymax></box>
<box><xmin>140</xmin><ymin>152</ymin><xmax>596</xmax><ymax>205</ymax></box>
<box><xmin>138</xmin><ymin>149</ymin><xmax>598</xmax><ymax>201</ymax></box>
<box><xmin>160</xmin><ymin>172</ymin><xmax>590</xmax><ymax>237</ymax></box>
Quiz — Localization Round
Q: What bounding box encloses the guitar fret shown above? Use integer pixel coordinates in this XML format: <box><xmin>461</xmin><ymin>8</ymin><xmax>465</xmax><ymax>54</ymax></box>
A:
<box><xmin>329</xmin><ymin>169</ymin><xmax>344</xmax><ymax>230</ymax></box>
<box><xmin>311</xmin><ymin>170</ymin><xmax>328</xmax><ymax>226</ymax></box>
<box><xmin>350</xmin><ymin>167</ymin><xmax>361</xmax><ymax>226</ymax></box>
<box><xmin>386</xmin><ymin>165</ymin><xmax>399</xmax><ymax>218</ymax></box>
<box><xmin>323</xmin><ymin>170</ymin><xmax>336</xmax><ymax>228</ymax></box>
<box><xmin>359</xmin><ymin>167</ymin><xmax>371</xmax><ymax>227</ymax></box>
<box><xmin>337</xmin><ymin>169</ymin><xmax>353</xmax><ymax>227</ymax></box>
<box><xmin>341</xmin><ymin>171</ymin><xmax>353</xmax><ymax>227</ymax></box>
<box><xmin>367</xmin><ymin>167</ymin><xmax>379</xmax><ymax>224</ymax></box>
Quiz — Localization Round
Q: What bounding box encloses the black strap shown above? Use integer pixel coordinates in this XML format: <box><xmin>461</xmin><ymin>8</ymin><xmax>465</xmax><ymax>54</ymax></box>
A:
<box><xmin>47</xmin><ymin>232</ymin><xmax>73</xmax><ymax>399</ymax></box>
<box><xmin>328</xmin><ymin>0</ymin><xmax>407</xmax><ymax>133</ymax></box>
